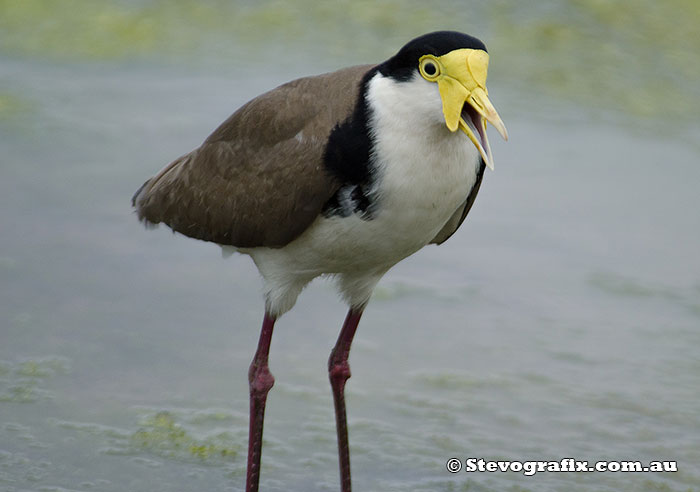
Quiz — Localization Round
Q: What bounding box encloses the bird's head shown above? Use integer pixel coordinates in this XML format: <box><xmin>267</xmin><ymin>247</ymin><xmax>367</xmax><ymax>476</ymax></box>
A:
<box><xmin>380</xmin><ymin>31</ymin><xmax>508</xmax><ymax>170</ymax></box>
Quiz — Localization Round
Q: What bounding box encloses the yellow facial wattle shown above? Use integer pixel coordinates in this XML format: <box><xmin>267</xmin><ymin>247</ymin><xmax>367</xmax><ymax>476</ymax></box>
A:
<box><xmin>418</xmin><ymin>48</ymin><xmax>508</xmax><ymax>170</ymax></box>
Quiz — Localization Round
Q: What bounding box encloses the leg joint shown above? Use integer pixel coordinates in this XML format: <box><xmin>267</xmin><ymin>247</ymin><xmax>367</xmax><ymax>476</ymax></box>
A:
<box><xmin>249</xmin><ymin>362</ymin><xmax>275</xmax><ymax>396</ymax></box>
<box><xmin>328</xmin><ymin>358</ymin><xmax>351</xmax><ymax>387</ymax></box>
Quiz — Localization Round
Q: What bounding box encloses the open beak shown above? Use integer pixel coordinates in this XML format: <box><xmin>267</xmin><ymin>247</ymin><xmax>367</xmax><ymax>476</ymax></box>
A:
<box><xmin>433</xmin><ymin>49</ymin><xmax>508</xmax><ymax>170</ymax></box>
<box><xmin>458</xmin><ymin>87</ymin><xmax>508</xmax><ymax>170</ymax></box>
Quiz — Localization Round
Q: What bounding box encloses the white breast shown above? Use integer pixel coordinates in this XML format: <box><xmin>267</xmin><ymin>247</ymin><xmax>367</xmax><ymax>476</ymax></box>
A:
<box><xmin>364</xmin><ymin>72</ymin><xmax>481</xmax><ymax>252</ymax></box>
<box><xmin>248</xmin><ymin>71</ymin><xmax>481</xmax><ymax>315</ymax></box>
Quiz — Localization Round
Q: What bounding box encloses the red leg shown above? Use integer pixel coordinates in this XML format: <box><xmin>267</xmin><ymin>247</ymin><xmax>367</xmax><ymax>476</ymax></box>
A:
<box><xmin>328</xmin><ymin>307</ymin><xmax>365</xmax><ymax>492</ymax></box>
<box><xmin>246</xmin><ymin>312</ymin><xmax>276</xmax><ymax>492</ymax></box>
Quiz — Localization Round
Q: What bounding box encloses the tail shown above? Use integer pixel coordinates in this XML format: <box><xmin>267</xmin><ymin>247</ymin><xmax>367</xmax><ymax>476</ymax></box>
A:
<box><xmin>131</xmin><ymin>177</ymin><xmax>156</xmax><ymax>226</ymax></box>
<box><xmin>131</xmin><ymin>179</ymin><xmax>149</xmax><ymax>208</ymax></box>
<box><xmin>132</xmin><ymin>180</ymin><xmax>160</xmax><ymax>230</ymax></box>
<box><xmin>131</xmin><ymin>154</ymin><xmax>185</xmax><ymax>226</ymax></box>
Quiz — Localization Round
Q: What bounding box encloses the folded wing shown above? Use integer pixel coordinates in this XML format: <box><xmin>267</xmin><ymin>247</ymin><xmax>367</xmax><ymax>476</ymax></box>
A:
<box><xmin>133</xmin><ymin>65</ymin><xmax>372</xmax><ymax>248</ymax></box>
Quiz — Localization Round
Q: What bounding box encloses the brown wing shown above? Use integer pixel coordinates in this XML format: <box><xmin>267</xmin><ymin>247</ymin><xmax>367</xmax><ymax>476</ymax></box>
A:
<box><xmin>430</xmin><ymin>160</ymin><xmax>486</xmax><ymax>245</ymax></box>
<box><xmin>133</xmin><ymin>64</ymin><xmax>373</xmax><ymax>248</ymax></box>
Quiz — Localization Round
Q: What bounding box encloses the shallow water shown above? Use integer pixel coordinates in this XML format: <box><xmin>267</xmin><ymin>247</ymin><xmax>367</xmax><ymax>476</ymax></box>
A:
<box><xmin>2</xmin><ymin>2</ymin><xmax>700</xmax><ymax>492</ymax></box>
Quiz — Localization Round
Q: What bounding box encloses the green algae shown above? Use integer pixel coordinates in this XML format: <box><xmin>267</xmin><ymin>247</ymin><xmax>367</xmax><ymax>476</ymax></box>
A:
<box><xmin>488</xmin><ymin>0</ymin><xmax>700</xmax><ymax>118</ymax></box>
<box><xmin>0</xmin><ymin>93</ymin><xmax>32</xmax><ymax>122</ymax></box>
<box><xmin>0</xmin><ymin>384</ymin><xmax>48</xmax><ymax>403</ymax></box>
<box><xmin>0</xmin><ymin>0</ymin><xmax>162</xmax><ymax>59</ymax></box>
<box><xmin>48</xmin><ymin>410</ymin><xmax>240</xmax><ymax>467</ymax></box>
<box><xmin>129</xmin><ymin>411</ymin><xmax>238</xmax><ymax>462</ymax></box>
<box><xmin>16</xmin><ymin>358</ymin><xmax>69</xmax><ymax>379</ymax></box>
<box><xmin>1</xmin><ymin>0</ymin><xmax>699</xmax><ymax>118</ymax></box>
<box><xmin>0</xmin><ymin>358</ymin><xmax>69</xmax><ymax>403</ymax></box>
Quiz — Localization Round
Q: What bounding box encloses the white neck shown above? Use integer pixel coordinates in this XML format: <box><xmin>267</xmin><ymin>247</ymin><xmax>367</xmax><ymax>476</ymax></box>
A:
<box><xmin>365</xmin><ymin>71</ymin><xmax>481</xmax><ymax>237</ymax></box>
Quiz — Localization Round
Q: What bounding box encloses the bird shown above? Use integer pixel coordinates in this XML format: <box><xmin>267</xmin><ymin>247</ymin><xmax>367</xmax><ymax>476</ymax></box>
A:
<box><xmin>132</xmin><ymin>30</ymin><xmax>507</xmax><ymax>492</ymax></box>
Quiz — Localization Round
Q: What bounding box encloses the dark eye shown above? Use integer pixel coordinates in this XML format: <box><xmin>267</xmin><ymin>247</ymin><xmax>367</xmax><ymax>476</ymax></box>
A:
<box><xmin>419</xmin><ymin>57</ymin><xmax>441</xmax><ymax>80</ymax></box>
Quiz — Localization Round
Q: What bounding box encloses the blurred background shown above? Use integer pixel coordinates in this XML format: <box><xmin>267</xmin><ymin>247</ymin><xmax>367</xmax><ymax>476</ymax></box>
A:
<box><xmin>1</xmin><ymin>1</ymin><xmax>699</xmax><ymax>491</ymax></box>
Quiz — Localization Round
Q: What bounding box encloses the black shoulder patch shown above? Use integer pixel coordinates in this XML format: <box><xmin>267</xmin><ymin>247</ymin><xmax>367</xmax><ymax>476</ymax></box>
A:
<box><xmin>322</xmin><ymin>68</ymin><xmax>379</xmax><ymax>219</ymax></box>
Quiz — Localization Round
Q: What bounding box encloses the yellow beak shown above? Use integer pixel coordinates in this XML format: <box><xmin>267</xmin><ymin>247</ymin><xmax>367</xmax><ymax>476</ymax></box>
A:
<box><xmin>423</xmin><ymin>49</ymin><xmax>508</xmax><ymax>170</ymax></box>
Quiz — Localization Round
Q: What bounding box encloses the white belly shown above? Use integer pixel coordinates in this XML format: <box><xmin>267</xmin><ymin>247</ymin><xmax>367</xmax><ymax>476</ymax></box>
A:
<box><xmin>249</xmin><ymin>126</ymin><xmax>479</xmax><ymax>313</ymax></box>
<box><xmin>293</xmin><ymin>133</ymin><xmax>478</xmax><ymax>273</ymax></box>
<box><xmin>247</xmin><ymin>71</ymin><xmax>482</xmax><ymax>314</ymax></box>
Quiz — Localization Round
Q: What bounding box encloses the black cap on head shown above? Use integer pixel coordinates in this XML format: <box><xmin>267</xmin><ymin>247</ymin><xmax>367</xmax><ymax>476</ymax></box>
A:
<box><xmin>379</xmin><ymin>31</ymin><xmax>487</xmax><ymax>82</ymax></box>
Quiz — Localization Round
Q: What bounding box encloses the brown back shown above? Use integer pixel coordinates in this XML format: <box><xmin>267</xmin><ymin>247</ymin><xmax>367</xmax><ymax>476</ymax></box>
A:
<box><xmin>133</xmin><ymin>65</ymin><xmax>373</xmax><ymax>248</ymax></box>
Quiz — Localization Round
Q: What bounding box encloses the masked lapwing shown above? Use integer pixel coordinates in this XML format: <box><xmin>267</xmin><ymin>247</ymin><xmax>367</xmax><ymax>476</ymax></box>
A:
<box><xmin>133</xmin><ymin>30</ymin><xmax>507</xmax><ymax>492</ymax></box>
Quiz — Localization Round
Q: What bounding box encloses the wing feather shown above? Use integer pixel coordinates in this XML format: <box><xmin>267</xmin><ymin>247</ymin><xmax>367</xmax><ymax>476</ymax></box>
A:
<box><xmin>133</xmin><ymin>65</ymin><xmax>373</xmax><ymax>248</ymax></box>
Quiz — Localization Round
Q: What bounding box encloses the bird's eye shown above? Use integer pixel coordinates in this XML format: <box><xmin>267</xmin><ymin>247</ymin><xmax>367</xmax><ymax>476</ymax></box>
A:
<box><xmin>419</xmin><ymin>56</ymin><xmax>441</xmax><ymax>81</ymax></box>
